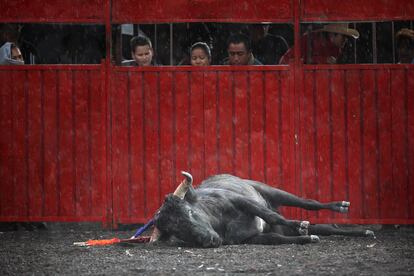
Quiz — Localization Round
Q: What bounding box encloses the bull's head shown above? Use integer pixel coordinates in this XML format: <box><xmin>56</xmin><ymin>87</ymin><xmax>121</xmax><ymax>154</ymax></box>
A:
<box><xmin>151</xmin><ymin>171</ymin><xmax>222</xmax><ymax>247</ymax></box>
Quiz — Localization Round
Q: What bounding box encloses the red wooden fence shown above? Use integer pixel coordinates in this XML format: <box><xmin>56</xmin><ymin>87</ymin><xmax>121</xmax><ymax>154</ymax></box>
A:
<box><xmin>1</xmin><ymin>0</ymin><xmax>414</xmax><ymax>226</ymax></box>
<box><xmin>1</xmin><ymin>64</ymin><xmax>413</xmax><ymax>225</ymax></box>
<box><xmin>299</xmin><ymin>65</ymin><xmax>414</xmax><ymax>224</ymax></box>
<box><xmin>0</xmin><ymin>65</ymin><xmax>107</xmax><ymax>223</ymax></box>
<box><xmin>108</xmin><ymin>65</ymin><xmax>414</xmax><ymax>225</ymax></box>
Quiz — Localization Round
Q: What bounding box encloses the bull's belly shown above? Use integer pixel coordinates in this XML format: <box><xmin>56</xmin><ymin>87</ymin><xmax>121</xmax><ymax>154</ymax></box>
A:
<box><xmin>222</xmin><ymin>216</ymin><xmax>266</xmax><ymax>245</ymax></box>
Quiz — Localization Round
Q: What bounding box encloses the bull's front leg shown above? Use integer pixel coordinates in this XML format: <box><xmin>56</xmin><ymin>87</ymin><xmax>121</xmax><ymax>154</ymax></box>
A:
<box><xmin>231</xmin><ymin>197</ymin><xmax>310</xmax><ymax>236</ymax></box>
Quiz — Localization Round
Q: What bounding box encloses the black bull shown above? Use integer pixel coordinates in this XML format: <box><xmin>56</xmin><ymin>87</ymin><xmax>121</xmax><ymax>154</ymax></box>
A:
<box><xmin>152</xmin><ymin>172</ymin><xmax>374</xmax><ymax>247</ymax></box>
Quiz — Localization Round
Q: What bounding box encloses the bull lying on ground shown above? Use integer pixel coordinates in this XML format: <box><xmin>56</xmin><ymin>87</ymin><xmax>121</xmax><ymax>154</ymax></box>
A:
<box><xmin>152</xmin><ymin>172</ymin><xmax>374</xmax><ymax>247</ymax></box>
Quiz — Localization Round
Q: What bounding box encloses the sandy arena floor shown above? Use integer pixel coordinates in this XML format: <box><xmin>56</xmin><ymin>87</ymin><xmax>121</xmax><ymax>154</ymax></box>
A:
<box><xmin>1</xmin><ymin>224</ymin><xmax>413</xmax><ymax>275</ymax></box>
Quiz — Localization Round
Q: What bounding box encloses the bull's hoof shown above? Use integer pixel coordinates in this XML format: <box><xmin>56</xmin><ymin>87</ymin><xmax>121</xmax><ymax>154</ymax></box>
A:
<box><xmin>298</xmin><ymin>221</ymin><xmax>309</xmax><ymax>236</ymax></box>
<box><xmin>339</xmin><ymin>207</ymin><xmax>349</xmax><ymax>213</ymax></box>
<box><xmin>203</xmin><ymin>236</ymin><xmax>222</xmax><ymax>248</ymax></box>
<box><xmin>298</xmin><ymin>228</ymin><xmax>308</xmax><ymax>236</ymax></box>
<box><xmin>365</xmin><ymin>230</ymin><xmax>376</xmax><ymax>238</ymax></box>
<box><xmin>300</xmin><ymin>221</ymin><xmax>310</xmax><ymax>229</ymax></box>
<box><xmin>335</xmin><ymin>201</ymin><xmax>350</xmax><ymax>213</ymax></box>
<box><xmin>310</xmin><ymin>235</ymin><xmax>320</xmax><ymax>243</ymax></box>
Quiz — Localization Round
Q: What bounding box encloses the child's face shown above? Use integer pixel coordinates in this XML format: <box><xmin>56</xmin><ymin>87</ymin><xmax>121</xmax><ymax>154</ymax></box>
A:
<box><xmin>132</xmin><ymin>45</ymin><xmax>153</xmax><ymax>66</ymax></box>
<box><xmin>191</xmin><ymin>48</ymin><xmax>210</xmax><ymax>66</ymax></box>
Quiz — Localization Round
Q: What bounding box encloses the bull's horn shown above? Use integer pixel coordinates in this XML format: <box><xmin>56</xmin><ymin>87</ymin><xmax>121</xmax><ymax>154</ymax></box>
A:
<box><xmin>173</xmin><ymin>171</ymin><xmax>193</xmax><ymax>199</ymax></box>
<box><xmin>181</xmin><ymin>171</ymin><xmax>193</xmax><ymax>184</ymax></box>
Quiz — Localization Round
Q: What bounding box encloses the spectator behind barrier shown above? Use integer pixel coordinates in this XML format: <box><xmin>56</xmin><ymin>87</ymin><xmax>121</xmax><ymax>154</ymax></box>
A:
<box><xmin>0</xmin><ymin>42</ymin><xmax>24</xmax><ymax>65</ymax></box>
<box><xmin>396</xmin><ymin>28</ymin><xmax>414</xmax><ymax>64</ymax></box>
<box><xmin>246</xmin><ymin>24</ymin><xmax>289</xmax><ymax>65</ymax></box>
<box><xmin>279</xmin><ymin>23</ymin><xmax>359</xmax><ymax>64</ymax></box>
<box><xmin>223</xmin><ymin>33</ymin><xmax>263</xmax><ymax>65</ymax></box>
<box><xmin>190</xmin><ymin>42</ymin><xmax>211</xmax><ymax>66</ymax></box>
<box><xmin>122</xmin><ymin>35</ymin><xmax>157</xmax><ymax>66</ymax></box>
<box><xmin>0</xmin><ymin>24</ymin><xmax>20</xmax><ymax>46</ymax></box>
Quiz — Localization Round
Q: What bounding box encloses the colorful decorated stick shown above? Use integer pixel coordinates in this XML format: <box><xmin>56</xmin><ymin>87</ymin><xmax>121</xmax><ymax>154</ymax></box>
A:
<box><xmin>73</xmin><ymin>219</ymin><xmax>154</xmax><ymax>247</ymax></box>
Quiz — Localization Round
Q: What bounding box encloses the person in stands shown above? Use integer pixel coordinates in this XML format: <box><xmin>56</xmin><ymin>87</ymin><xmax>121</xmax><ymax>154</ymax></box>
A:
<box><xmin>279</xmin><ymin>23</ymin><xmax>359</xmax><ymax>64</ymax></box>
<box><xmin>0</xmin><ymin>42</ymin><xmax>24</xmax><ymax>65</ymax></box>
<box><xmin>396</xmin><ymin>28</ymin><xmax>414</xmax><ymax>64</ymax></box>
<box><xmin>190</xmin><ymin>42</ymin><xmax>211</xmax><ymax>66</ymax></box>
<box><xmin>223</xmin><ymin>33</ymin><xmax>263</xmax><ymax>65</ymax></box>
<box><xmin>122</xmin><ymin>35</ymin><xmax>157</xmax><ymax>66</ymax></box>
<box><xmin>245</xmin><ymin>24</ymin><xmax>289</xmax><ymax>65</ymax></box>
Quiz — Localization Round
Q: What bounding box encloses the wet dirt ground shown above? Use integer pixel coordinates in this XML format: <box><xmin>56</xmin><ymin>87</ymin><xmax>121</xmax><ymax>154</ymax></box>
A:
<box><xmin>1</xmin><ymin>224</ymin><xmax>413</xmax><ymax>275</ymax></box>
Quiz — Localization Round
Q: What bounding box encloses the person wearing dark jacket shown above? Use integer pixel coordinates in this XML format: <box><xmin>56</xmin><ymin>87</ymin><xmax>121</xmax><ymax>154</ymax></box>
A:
<box><xmin>223</xmin><ymin>33</ymin><xmax>263</xmax><ymax>65</ymax></box>
<box><xmin>122</xmin><ymin>35</ymin><xmax>158</xmax><ymax>66</ymax></box>
<box><xmin>279</xmin><ymin>23</ymin><xmax>359</xmax><ymax>64</ymax></box>
<box><xmin>396</xmin><ymin>28</ymin><xmax>414</xmax><ymax>64</ymax></box>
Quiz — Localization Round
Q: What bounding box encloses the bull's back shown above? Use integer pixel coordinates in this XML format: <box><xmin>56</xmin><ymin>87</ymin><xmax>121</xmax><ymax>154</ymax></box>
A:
<box><xmin>196</xmin><ymin>174</ymin><xmax>266</xmax><ymax>205</ymax></box>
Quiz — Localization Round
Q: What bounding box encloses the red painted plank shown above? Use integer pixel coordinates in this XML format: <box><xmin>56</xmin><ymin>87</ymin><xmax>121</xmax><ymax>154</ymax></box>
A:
<box><xmin>143</xmin><ymin>72</ymin><xmax>161</xmax><ymax>215</ymax></box>
<box><xmin>360</xmin><ymin>70</ymin><xmax>379</xmax><ymax>219</ymax></box>
<box><xmin>249</xmin><ymin>71</ymin><xmax>265</xmax><ymax>182</ymax></box>
<box><xmin>280</xmin><ymin>71</ymin><xmax>294</xmax><ymax>190</ymax></box>
<box><xmin>231</xmin><ymin>0</ymin><xmax>292</xmax><ymax>21</ymax></box>
<box><xmin>11</xmin><ymin>71</ymin><xmax>27</xmax><ymax>217</ymax></box>
<box><xmin>234</xmin><ymin>72</ymin><xmax>249</xmax><ymax>179</ymax></box>
<box><xmin>111</xmin><ymin>72</ymin><xmax>129</xmax><ymax>221</ymax></box>
<box><xmin>346</xmin><ymin>69</ymin><xmax>363</xmax><ymax>219</ymax></box>
<box><xmin>174</xmin><ymin>72</ymin><xmax>190</xmax><ymax>185</ymax></box>
<box><xmin>112</xmin><ymin>0</ymin><xmax>292</xmax><ymax>23</ymax></box>
<box><xmin>407</xmin><ymin>69</ymin><xmax>414</xmax><ymax>219</ymax></box>
<box><xmin>264</xmin><ymin>71</ymin><xmax>280</xmax><ymax>187</ymax></box>
<box><xmin>74</xmin><ymin>71</ymin><xmax>91</xmax><ymax>217</ymax></box>
<box><xmin>330</xmin><ymin>70</ymin><xmax>347</xmax><ymax>220</ymax></box>
<box><xmin>189</xmin><ymin>71</ymin><xmax>205</xmax><ymax>183</ymax></box>
<box><xmin>391</xmin><ymin>69</ymin><xmax>408</xmax><ymax>219</ymax></box>
<box><xmin>280</xmin><ymin>71</ymin><xmax>295</xmax><ymax>218</ymax></box>
<box><xmin>27</xmin><ymin>71</ymin><xmax>43</xmax><ymax>217</ymax></box>
<box><xmin>217</xmin><ymin>71</ymin><xmax>233</xmax><ymax>174</ymax></box>
<box><xmin>264</xmin><ymin>70</ymin><xmax>290</xmax><ymax>220</ymax></box>
<box><xmin>129</xmin><ymin>72</ymin><xmax>145</xmax><ymax>219</ymax></box>
<box><xmin>313</xmin><ymin>70</ymin><xmax>331</xmax><ymax>219</ymax></box>
<box><xmin>204</xmin><ymin>72</ymin><xmax>219</xmax><ymax>178</ymax></box>
<box><xmin>159</xmin><ymin>72</ymin><xmax>174</xmax><ymax>198</ymax></box>
<box><xmin>0</xmin><ymin>0</ymin><xmax>105</xmax><ymax>22</ymax></box>
<box><xmin>90</xmin><ymin>70</ymin><xmax>106</xmax><ymax>217</ymax></box>
<box><xmin>0</xmin><ymin>71</ymin><xmax>13</xmax><ymax>216</ymax></box>
<box><xmin>43</xmin><ymin>71</ymin><xmax>58</xmax><ymax>216</ymax></box>
<box><xmin>58</xmin><ymin>70</ymin><xmax>75</xmax><ymax>216</ymax></box>
<box><xmin>376</xmin><ymin>69</ymin><xmax>393</xmax><ymax>219</ymax></box>
<box><xmin>302</xmin><ymin>0</ymin><xmax>414</xmax><ymax>21</ymax></box>
<box><xmin>300</xmin><ymin>71</ymin><xmax>318</xmax><ymax>221</ymax></box>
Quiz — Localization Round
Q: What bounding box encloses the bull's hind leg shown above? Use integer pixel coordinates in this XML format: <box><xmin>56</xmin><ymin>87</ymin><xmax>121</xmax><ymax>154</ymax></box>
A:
<box><xmin>246</xmin><ymin>233</ymin><xmax>320</xmax><ymax>245</ymax></box>
<box><xmin>231</xmin><ymin>197</ymin><xmax>310</xmax><ymax>235</ymax></box>
<box><xmin>308</xmin><ymin>224</ymin><xmax>375</xmax><ymax>237</ymax></box>
<box><xmin>250</xmin><ymin>181</ymin><xmax>350</xmax><ymax>213</ymax></box>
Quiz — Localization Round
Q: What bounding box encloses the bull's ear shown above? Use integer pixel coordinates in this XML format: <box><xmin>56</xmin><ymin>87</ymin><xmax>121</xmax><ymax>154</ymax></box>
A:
<box><xmin>183</xmin><ymin>185</ymin><xmax>198</xmax><ymax>203</ymax></box>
